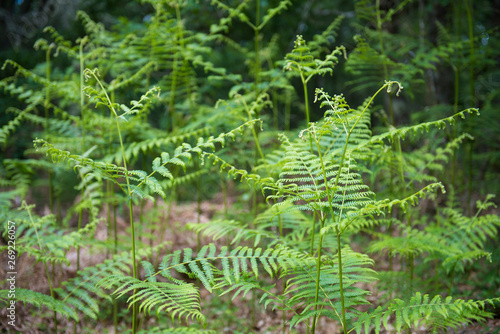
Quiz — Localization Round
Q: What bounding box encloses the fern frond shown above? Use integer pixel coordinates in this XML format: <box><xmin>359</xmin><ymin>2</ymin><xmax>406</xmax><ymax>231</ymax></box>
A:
<box><xmin>354</xmin><ymin>108</ymin><xmax>480</xmax><ymax>152</ymax></box>
<box><xmin>109</xmin><ymin>127</ymin><xmax>212</xmax><ymax>164</ymax></box>
<box><xmin>354</xmin><ymin>293</ymin><xmax>500</xmax><ymax>333</ymax></box>
<box><xmin>266</xmin><ymin>133</ymin><xmax>374</xmax><ymax>217</ymax></box>
<box><xmin>0</xmin><ymin>109</ymin><xmax>27</xmax><ymax>146</ymax></box>
<box><xmin>56</xmin><ymin>246</ymin><xmax>163</xmax><ymax>320</ymax></box>
<box><xmin>259</xmin><ymin>0</ymin><xmax>292</xmax><ymax>30</ymax></box>
<box><xmin>157</xmin><ymin>244</ymin><xmax>314</xmax><ymax>293</ymax></box>
<box><xmin>97</xmin><ymin>274</ymin><xmax>205</xmax><ymax>324</ymax></box>
<box><xmin>287</xmin><ymin>247</ymin><xmax>376</xmax><ymax>328</ymax></box>
<box><xmin>0</xmin><ymin>288</ymin><xmax>78</xmax><ymax>321</ymax></box>
<box><xmin>285</xmin><ymin>35</ymin><xmax>346</xmax><ymax>83</ymax></box>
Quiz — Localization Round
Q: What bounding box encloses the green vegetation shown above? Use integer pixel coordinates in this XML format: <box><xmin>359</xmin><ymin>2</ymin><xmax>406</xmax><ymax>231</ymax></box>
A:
<box><xmin>1</xmin><ymin>0</ymin><xmax>499</xmax><ymax>333</ymax></box>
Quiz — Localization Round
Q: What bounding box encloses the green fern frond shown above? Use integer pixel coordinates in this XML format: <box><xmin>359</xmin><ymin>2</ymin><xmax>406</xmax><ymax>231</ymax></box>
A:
<box><xmin>287</xmin><ymin>247</ymin><xmax>376</xmax><ymax>327</ymax></box>
<box><xmin>0</xmin><ymin>202</ymin><xmax>102</xmax><ymax>266</ymax></box>
<box><xmin>109</xmin><ymin>127</ymin><xmax>212</xmax><ymax>164</ymax></box>
<box><xmin>354</xmin><ymin>108</ymin><xmax>479</xmax><ymax>152</ymax></box>
<box><xmin>0</xmin><ymin>288</ymin><xmax>78</xmax><ymax>321</ymax></box>
<box><xmin>188</xmin><ymin>217</ymin><xmax>286</xmax><ymax>248</ymax></box>
<box><xmin>76</xmin><ymin>11</ymin><xmax>106</xmax><ymax>41</ymax></box>
<box><xmin>266</xmin><ymin>133</ymin><xmax>374</xmax><ymax>217</ymax></box>
<box><xmin>156</xmin><ymin>244</ymin><xmax>314</xmax><ymax>293</ymax></box>
<box><xmin>368</xmin><ymin>227</ymin><xmax>446</xmax><ymax>259</ymax></box>
<box><xmin>354</xmin><ymin>293</ymin><xmax>500</xmax><ymax>334</ymax></box>
<box><xmin>259</xmin><ymin>0</ymin><xmax>292</xmax><ymax>30</ymax></box>
<box><xmin>309</xmin><ymin>15</ymin><xmax>345</xmax><ymax>56</ymax></box>
<box><xmin>285</xmin><ymin>35</ymin><xmax>346</xmax><ymax>83</ymax></box>
<box><xmin>97</xmin><ymin>274</ymin><xmax>205</xmax><ymax>324</ymax></box>
<box><xmin>56</xmin><ymin>246</ymin><xmax>163</xmax><ymax>320</ymax></box>
<box><xmin>0</xmin><ymin>109</ymin><xmax>27</xmax><ymax>146</ymax></box>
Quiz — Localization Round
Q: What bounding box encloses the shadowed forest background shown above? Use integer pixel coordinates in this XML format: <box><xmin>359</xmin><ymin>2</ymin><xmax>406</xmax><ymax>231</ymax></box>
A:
<box><xmin>1</xmin><ymin>0</ymin><xmax>500</xmax><ymax>333</ymax></box>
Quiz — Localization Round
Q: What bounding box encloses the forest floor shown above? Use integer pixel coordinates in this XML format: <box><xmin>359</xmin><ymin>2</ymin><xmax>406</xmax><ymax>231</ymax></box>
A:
<box><xmin>1</xmin><ymin>196</ymin><xmax>499</xmax><ymax>333</ymax></box>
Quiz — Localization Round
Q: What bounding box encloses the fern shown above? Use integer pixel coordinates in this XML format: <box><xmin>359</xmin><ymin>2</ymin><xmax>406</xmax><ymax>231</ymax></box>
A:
<box><xmin>354</xmin><ymin>292</ymin><xmax>500</xmax><ymax>334</ymax></box>
<box><xmin>97</xmin><ymin>275</ymin><xmax>205</xmax><ymax>324</ymax></box>
<box><xmin>94</xmin><ymin>244</ymin><xmax>315</xmax><ymax>326</ymax></box>
<box><xmin>287</xmin><ymin>246</ymin><xmax>376</xmax><ymax>328</ymax></box>
<box><xmin>157</xmin><ymin>243</ymin><xmax>314</xmax><ymax>290</ymax></box>
<box><xmin>54</xmin><ymin>246</ymin><xmax>164</xmax><ymax>320</ymax></box>
<box><xmin>0</xmin><ymin>288</ymin><xmax>78</xmax><ymax>321</ymax></box>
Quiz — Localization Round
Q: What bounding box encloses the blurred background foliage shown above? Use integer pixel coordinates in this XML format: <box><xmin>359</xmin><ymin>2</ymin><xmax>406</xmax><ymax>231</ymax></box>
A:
<box><xmin>1</xmin><ymin>0</ymin><xmax>499</xmax><ymax>198</ymax></box>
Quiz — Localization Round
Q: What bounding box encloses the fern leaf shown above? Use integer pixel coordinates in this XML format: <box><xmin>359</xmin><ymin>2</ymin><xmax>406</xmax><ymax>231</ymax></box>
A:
<box><xmin>97</xmin><ymin>274</ymin><xmax>205</xmax><ymax>324</ymax></box>
<box><xmin>0</xmin><ymin>288</ymin><xmax>78</xmax><ymax>321</ymax></box>
<box><xmin>354</xmin><ymin>293</ymin><xmax>500</xmax><ymax>333</ymax></box>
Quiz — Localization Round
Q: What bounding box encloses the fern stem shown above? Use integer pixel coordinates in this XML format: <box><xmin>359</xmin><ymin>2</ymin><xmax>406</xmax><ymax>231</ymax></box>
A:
<box><xmin>77</xmin><ymin>188</ymin><xmax>84</xmax><ymax>272</ymax></box>
<box><xmin>336</xmin><ymin>228</ymin><xmax>347</xmax><ymax>334</ymax></box>
<box><xmin>113</xmin><ymin>196</ymin><xmax>118</xmax><ymax>254</ymax></box>
<box><xmin>285</xmin><ymin>89</ymin><xmax>291</xmax><ymax>131</ymax></box>
<box><xmin>242</xmin><ymin>97</ymin><xmax>265</xmax><ymax>162</ymax></box>
<box><xmin>311</xmin><ymin>136</ymin><xmax>343</xmax><ymax>333</ymax></box>
<box><xmin>464</xmin><ymin>0</ymin><xmax>475</xmax><ymax>216</ymax></box>
<box><xmin>106</xmin><ymin>181</ymin><xmax>112</xmax><ymax>259</ymax></box>
<box><xmin>451</xmin><ymin>1</ymin><xmax>461</xmax><ymax>190</ymax></box>
<box><xmin>300</xmin><ymin>68</ymin><xmax>311</xmax><ymax>125</ymax></box>
<box><xmin>311</xmin><ymin>217</ymin><xmax>325</xmax><ymax>334</ymax></box>
<box><xmin>254</xmin><ymin>0</ymin><xmax>261</xmax><ymax>98</ymax></box>
<box><xmin>309</xmin><ymin>212</ymin><xmax>317</xmax><ymax>255</ymax></box>
<box><xmin>87</xmin><ymin>70</ymin><xmax>139</xmax><ymax>333</ymax></box>
<box><xmin>222</xmin><ymin>179</ymin><xmax>228</xmax><ymax>219</ymax></box>
<box><xmin>375</xmin><ymin>0</ymin><xmax>394</xmax><ymax>125</ymax></box>
<box><xmin>448</xmin><ymin>261</ymin><xmax>458</xmax><ymax>296</ymax></box>
<box><xmin>79</xmin><ymin>37</ymin><xmax>87</xmax><ymax>149</ymax></box>
<box><xmin>44</xmin><ymin>45</ymin><xmax>56</xmax><ymax>219</ymax></box>
<box><xmin>314</xmin><ymin>83</ymin><xmax>397</xmax><ymax>333</ymax></box>
<box><xmin>196</xmin><ymin>158</ymin><xmax>202</xmax><ymax>253</ymax></box>
<box><xmin>249</xmin><ymin>117</ymin><xmax>265</xmax><ymax>162</ymax></box>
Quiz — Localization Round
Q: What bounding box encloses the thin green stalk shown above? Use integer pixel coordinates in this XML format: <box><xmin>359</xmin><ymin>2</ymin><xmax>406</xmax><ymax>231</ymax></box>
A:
<box><xmin>44</xmin><ymin>45</ymin><xmax>55</xmax><ymax>217</ymax></box>
<box><xmin>464</xmin><ymin>0</ymin><xmax>474</xmax><ymax>215</ymax></box>
<box><xmin>241</xmin><ymin>97</ymin><xmax>265</xmax><ymax>162</ymax></box>
<box><xmin>175</xmin><ymin>2</ymin><xmax>195</xmax><ymax>116</ymax></box>
<box><xmin>285</xmin><ymin>90</ymin><xmax>291</xmax><ymax>131</ymax></box>
<box><xmin>311</xmin><ymin>82</ymin><xmax>398</xmax><ymax>333</ymax></box>
<box><xmin>409</xmin><ymin>254</ymin><xmax>414</xmax><ymax>294</ymax></box>
<box><xmin>310</xmin><ymin>215</ymin><xmax>326</xmax><ymax>334</ymax></box>
<box><xmin>75</xmin><ymin>41</ymin><xmax>88</xmax><ymax>323</ymax></box>
<box><xmin>451</xmin><ymin>1</ymin><xmax>461</xmax><ymax>190</ymax></box>
<box><xmin>300</xmin><ymin>64</ymin><xmax>311</xmax><ymax>125</ymax></box>
<box><xmin>448</xmin><ymin>262</ymin><xmax>458</xmax><ymax>297</ymax></box>
<box><xmin>106</xmin><ymin>181</ymin><xmax>112</xmax><ymax>259</ymax></box>
<box><xmin>80</xmin><ymin>37</ymin><xmax>87</xmax><ymax>148</ymax></box>
<box><xmin>76</xmin><ymin>189</ymin><xmax>84</xmax><ymax>271</ymax></box>
<box><xmin>376</xmin><ymin>0</ymin><xmax>394</xmax><ymax>124</ymax></box>
<box><xmin>168</xmin><ymin>4</ymin><xmax>183</xmax><ymax>132</ymax></box>
<box><xmin>254</xmin><ymin>0</ymin><xmax>261</xmax><ymax>98</ymax></box>
<box><xmin>251</xmin><ymin>2</ymin><xmax>263</xmax><ymax>318</ymax></box>
<box><xmin>196</xmin><ymin>158</ymin><xmax>202</xmax><ymax>252</ymax></box>
<box><xmin>309</xmin><ymin>211</ymin><xmax>317</xmax><ymax>255</ymax></box>
<box><xmin>273</xmin><ymin>91</ymin><xmax>279</xmax><ymax>130</ymax></box>
<box><xmin>222</xmin><ymin>179</ymin><xmax>228</xmax><ymax>219</ymax></box>
<box><xmin>114</xmin><ymin>196</ymin><xmax>118</xmax><ymax>254</ymax></box>
<box><xmin>86</xmin><ymin>70</ymin><xmax>138</xmax><ymax>333</ymax></box>
<box><xmin>276</xmin><ymin>210</ymin><xmax>286</xmax><ymax>334</ymax></box>
<box><xmin>311</xmin><ymin>134</ymin><xmax>347</xmax><ymax>334</ymax></box>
